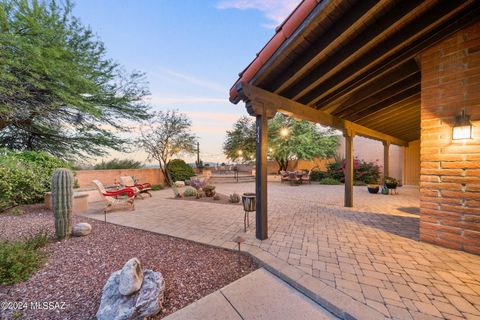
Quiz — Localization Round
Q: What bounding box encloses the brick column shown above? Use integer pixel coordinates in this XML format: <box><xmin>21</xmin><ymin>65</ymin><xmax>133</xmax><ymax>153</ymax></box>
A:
<box><xmin>419</xmin><ymin>22</ymin><xmax>480</xmax><ymax>255</ymax></box>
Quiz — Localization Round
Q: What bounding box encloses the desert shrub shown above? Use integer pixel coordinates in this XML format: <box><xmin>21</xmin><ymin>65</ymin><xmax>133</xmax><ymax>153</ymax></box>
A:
<box><xmin>203</xmin><ymin>184</ymin><xmax>216</xmax><ymax>197</ymax></box>
<box><xmin>326</xmin><ymin>158</ymin><xmax>381</xmax><ymax>184</ymax></box>
<box><xmin>151</xmin><ymin>184</ymin><xmax>164</xmax><ymax>191</ymax></box>
<box><xmin>183</xmin><ymin>187</ymin><xmax>197</xmax><ymax>197</ymax></box>
<box><xmin>309</xmin><ymin>170</ymin><xmax>327</xmax><ymax>182</ymax></box>
<box><xmin>0</xmin><ymin>150</ymin><xmax>72</xmax><ymax>211</ymax></box>
<box><xmin>93</xmin><ymin>158</ymin><xmax>143</xmax><ymax>170</ymax></box>
<box><xmin>167</xmin><ymin>159</ymin><xmax>195</xmax><ymax>182</ymax></box>
<box><xmin>0</xmin><ymin>231</ymin><xmax>50</xmax><ymax>285</ymax></box>
<box><xmin>319</xmin><ymin>177</ymin><xmax>342</xmax><ymax>185</ymax></box>
<box><xmin>229</xmin><ymin>193</ymin><xmax>240</xmax><ymax>203</ymax></box>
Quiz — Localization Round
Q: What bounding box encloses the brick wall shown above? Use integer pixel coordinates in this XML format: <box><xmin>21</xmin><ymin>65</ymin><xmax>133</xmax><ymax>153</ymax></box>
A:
<box><xmin>76</xmin><ymin>168</ymin><xmax>165</xmax><ymax>188</ymax></box>
<box><xmin>419</xmin><ymin>22</ymin><xmax>480</xmax><ymax>254</ymax></box>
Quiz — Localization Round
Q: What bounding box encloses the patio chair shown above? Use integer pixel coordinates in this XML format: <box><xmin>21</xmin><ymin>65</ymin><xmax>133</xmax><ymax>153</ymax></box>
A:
<box><xmin>288</xmin><ymin>171</ymin><xmax>300</xmax><ymax>185</ymax></box>
<box><xmin>119</xmin><ymin>176</ymin><xmax>152</xmax><ymax>199</ymax></box>
<box><xmin>301</xmin><ymin>169</ymin><xmax>312</xmax><ymax>184</ymax></box>
<box><xmin>92</xmin><ymin>180</ymin><xmax>135</xmax><ymax>214</ymax></box>
<box><xmin>280</xmin><ymin>170</ymin><xmax>289</xmax><ymax>183</ymax></box>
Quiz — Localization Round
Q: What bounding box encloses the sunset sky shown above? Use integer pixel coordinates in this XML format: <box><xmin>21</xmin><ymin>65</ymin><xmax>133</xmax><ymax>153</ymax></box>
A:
<box><xmin>73</xmin><ymin>0</ymin><xmax>301</xmax><ymax>164</ymax></box>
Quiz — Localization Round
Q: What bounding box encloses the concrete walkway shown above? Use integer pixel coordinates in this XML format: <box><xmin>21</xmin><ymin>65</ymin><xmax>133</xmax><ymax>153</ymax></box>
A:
<box><xmin>164</xmin><ymin>268</ymin><xmax>336</xmax><ymax>320</ymax></box>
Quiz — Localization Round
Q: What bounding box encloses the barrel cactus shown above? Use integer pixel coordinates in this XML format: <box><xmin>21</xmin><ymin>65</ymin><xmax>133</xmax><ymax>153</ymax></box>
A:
<box><xmin>51</xmin><ymin>168</ymin><xmax>74</xmax><ymax>239</ymax></box>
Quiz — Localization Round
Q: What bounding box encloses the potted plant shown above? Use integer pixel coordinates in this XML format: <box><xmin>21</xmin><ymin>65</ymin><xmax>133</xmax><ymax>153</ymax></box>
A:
<box><xmin>384</xmin><ymin>176</ymin><xmax>398</xmax><ymax>189</ymax></box>
<box><xmin>367</xmin><ymin>180</ymin><xmax>380</xmax><ymax>194</ymax></box>
<box><xmin>203</xmin><ymin>184</ymin><xmax>216</xmax><ymax>197</ymax></box>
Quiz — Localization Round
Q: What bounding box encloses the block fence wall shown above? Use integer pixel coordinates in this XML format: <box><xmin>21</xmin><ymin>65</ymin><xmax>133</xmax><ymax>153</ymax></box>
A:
<box><xmin>76</xmin><ymin>168</ymin><xmax>165</xmax><ymax>188</ymax></box>
<box><xmin>419</xmin><ymin>21</ymin><xmax>480</xmax><ymax>254</ymax></box>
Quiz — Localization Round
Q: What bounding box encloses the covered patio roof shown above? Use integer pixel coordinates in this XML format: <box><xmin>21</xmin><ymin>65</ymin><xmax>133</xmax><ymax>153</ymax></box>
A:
<box><xmin>229</xmin><ymin>0</ymin><xmax>480</xmax><ymax>241</ymax></box>
<box><xmin>230</xmin><ymin>0</ymin><xmax>480</xmax><ymax>143</ymax></box>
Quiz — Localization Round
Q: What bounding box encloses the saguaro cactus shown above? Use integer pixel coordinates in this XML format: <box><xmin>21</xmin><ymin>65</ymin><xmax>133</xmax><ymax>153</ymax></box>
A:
<box><xmin>51</xmin><ymin>168</ymin><xmax>74</xmax><ymax>239</ymax></box>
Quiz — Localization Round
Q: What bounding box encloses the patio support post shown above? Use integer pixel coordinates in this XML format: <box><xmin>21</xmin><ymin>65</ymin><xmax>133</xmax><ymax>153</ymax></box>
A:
<box><xmin>344</xmin><ymin>128</ymin><xmax>355</xmax><ymax>207</ymax></box>
<box><xmin>255</xmin><ymin>106</ymin><xmax>268</xmax><ymax>240</ymax></box>
<box><xmin>383</xmin><ymin>140</ymin><xmax>390</xmax><ymax>178</ymax></box>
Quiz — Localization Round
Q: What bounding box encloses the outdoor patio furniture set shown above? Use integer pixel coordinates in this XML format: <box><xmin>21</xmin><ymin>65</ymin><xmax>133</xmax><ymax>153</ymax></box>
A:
<box><xmin>92</xmin><ymin>176</ymin><xmax>152</xmax><ymax>218</ymax></box>
<box><xmin>280</xmin><ymin>170</ymin><xmax>312</xmax><ymax>185</ymax></box>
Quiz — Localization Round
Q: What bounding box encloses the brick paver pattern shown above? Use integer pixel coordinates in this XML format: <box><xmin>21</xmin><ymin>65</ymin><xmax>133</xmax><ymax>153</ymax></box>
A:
<box><xmin>84</xmin><ymin>183</ymin><xmax>480</xmax><ymax>319</ymax></box>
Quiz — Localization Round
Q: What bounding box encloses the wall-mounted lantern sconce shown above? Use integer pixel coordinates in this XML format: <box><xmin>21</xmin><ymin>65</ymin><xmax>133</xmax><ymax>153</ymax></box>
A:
<box><xmin>452</xmin><ymin>110</ymin><xmax>473</xmax><ymax>140</ymax></box>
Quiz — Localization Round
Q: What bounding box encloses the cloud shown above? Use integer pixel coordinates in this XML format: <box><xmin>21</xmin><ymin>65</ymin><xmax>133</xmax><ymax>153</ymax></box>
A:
<box><xmin>216</xmin><ymin>0</ymin><xmax>301</xmax><ymax>28</ymax></box>
<box><xmin>156</xmin><ymin>67</ymin><xmax>227</xmax><ymax>94</ymax></box>
<box><xmin>147</xmin><ymin>96</ymin><xmax>229</xmax><ymax>105</ymax></box>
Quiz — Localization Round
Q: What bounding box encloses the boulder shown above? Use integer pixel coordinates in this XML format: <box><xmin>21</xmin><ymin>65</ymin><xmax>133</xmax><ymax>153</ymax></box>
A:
<box><xmin>96</xmin><ymin>265</ymin><xmax>165</xmax><ymax>320</ymax></box>
<box><xmin>174</xmin><ymin>181</ymin><xmax>185</xmax><ymax>188</ymax></box>
<box><xmin>72</xmin><ymin>222</ymin><xmax>92</xmax><ymax>236</ymax></box>
<box><xmin>119</xmin><ymin>258</ymin><xmax>144</xmax><ymax>296</ymax></box>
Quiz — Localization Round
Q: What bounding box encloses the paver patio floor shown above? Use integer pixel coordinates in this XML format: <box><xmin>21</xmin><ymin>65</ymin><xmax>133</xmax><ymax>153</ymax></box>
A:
<box><xmin>83</xmin><ymin>182</ymin><xmax>480</xmax><ymax>319</ymax></box>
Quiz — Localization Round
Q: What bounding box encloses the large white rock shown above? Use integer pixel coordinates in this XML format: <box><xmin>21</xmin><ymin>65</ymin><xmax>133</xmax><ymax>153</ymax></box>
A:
<box><xmin>119</xmin><ymin>258</ymin><xmax>144</xmax><ymax>296</ymax></box>
<box><xmin>72</xmin><ymin>222</ymin><xmax>92</xmax><ymax>236</ymax></box>
<box><xmin>96</xmin><ymin>269</ymin><xmax>165</xmax><ymax>320</ymax></box>
<box><xmin>174</xmin><ymin>181</ymin><xmax>185</xmax><ymax>187</ymax></box>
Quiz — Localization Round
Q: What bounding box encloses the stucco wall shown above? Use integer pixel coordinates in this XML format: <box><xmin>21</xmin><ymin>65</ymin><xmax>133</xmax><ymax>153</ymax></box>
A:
<box><xmin>337</xmin><ymin>135</ymin><xmax>403</xmax><ymax>181</ymax></box>
<box><xmin>76</xmin><ymin>168</ymin><xmax>165</xmax><ymax>188</ymax></box>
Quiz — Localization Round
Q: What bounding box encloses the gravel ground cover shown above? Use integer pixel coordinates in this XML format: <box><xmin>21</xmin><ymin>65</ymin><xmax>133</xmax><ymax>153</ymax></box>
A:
<box><xmin>0</xmin><ymin>205</ymin><xmax>257</xmax><ymax>320</ymax></box>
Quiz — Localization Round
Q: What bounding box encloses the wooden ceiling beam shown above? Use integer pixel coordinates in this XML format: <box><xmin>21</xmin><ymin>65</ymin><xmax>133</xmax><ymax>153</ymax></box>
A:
<box><xmin>236</xmin><ymin>82</ymin><xmax>407</xmax><ymax>146</ymax></box>
<box><xmin>260</xmin><ymin>0</ymin><xmax>383</xmax><ymax>92</ymax></box>
<box><xmin>385</xmin><ymin>125</ymin><xmax>421</xmax><ymax>140</ymax></box>
<box><xmin>347</xmin><ymin>85</ymin><xmax>420</xmax><ymax>122</ymax></box>
<box><xmin>333</xmin><ymin>72</ymin><xmax>420</xmax><ymax>118</ymax></box>
<box><xmin>359</xmin><ymin>102</ymin><xmax>419</xmax><ymax>128</ymax></box>
<box><xmin>300</xmin><ymin>2</ymin><xmax>479</xmax><ymax>106</ymax></box>
<box><xmin>317</xmin><ymin>59</ymin><xmax>419</xmax><ymax>112</ymax></box>
<box><xmin>356</xmin><ymin>95</ymin><xmax>419</xmax><ymax>123</ymax></box>
<box><xmin>280</xmin><ymin>0</ymin><xmax>437</xmax><ymax>100</ymax></box>
<box><xmin>370</xmin><ymin>113</ymin><xmax>420</xmax><ymax>134</ymax></box>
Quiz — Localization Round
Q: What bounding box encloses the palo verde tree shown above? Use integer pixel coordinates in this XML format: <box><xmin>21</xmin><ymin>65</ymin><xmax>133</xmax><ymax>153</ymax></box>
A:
<box><xmin>222</xmin><ymin>116</ymin><xmax>256</xmax><ymax>163</ymax></box>
<box><xmin>137</xmin><ymin>110</ymin><xmax>197</xmax><ymax>185</ymax></box>
<box><xmin>223</xmin><ymin>114</ymin><xmax>339</xmax><ymax>171</ymax></box>
<box><xmin>0</xmin><ymin>0</ymin><xmax>150</xmax><ymax>159</ymax></box>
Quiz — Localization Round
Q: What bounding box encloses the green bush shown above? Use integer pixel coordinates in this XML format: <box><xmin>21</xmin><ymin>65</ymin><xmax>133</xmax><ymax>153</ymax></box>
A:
<box><xmin>310</xmin><ymin>170</ymin><xmax>327</xmax><ymax>182</ymax></box>
<box><xmin>183</xmin><ymin>187</ymin><xmax>197</xmax><ymax>197</ymax></box>
<box><xmin>167</xmin><ymin>159</ymin><xmax>195</xmax><ymax>182</ymax></box>
<box><xmin>319</xmin><ymin>177</ymin><xmax>342</xmax><ymax>185</ymax></box>
<box><xmin>93</xmin><ymin>158</ymin><xmax>143</xmax><ymax>170</ymax></box>
<box><xmin>0</xmin><ymin>150</ymin><xmax>72</xmax><ymax>211</ymax></box>
<box><xmin>0</xmin><ymin>231</ymin><xmax>49</xmax><ymax>285</ymax></box>
<box><xmin>354</xmin><ymin>180</ymin><xmax>366</xmax><ymax>186</ymax></box>
<box><xmin>151</xmin><ymin>184</ymin><xmax>164</xmax><ymax>191</ymax></box>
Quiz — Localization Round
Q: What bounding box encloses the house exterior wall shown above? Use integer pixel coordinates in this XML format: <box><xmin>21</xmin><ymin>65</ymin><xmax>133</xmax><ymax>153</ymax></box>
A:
<box><xmin>419</xmin><ymin>21</ymin><xmax>480</xmax><ymax>254</ymax></box>
<box><xmin>337</xmin><ymin>135</ymin><xmax>404</xmax><ymax>182</ymax></box>
<box><xmin>403</xmin><ymin>140</ymin><xmax>421</xmax><ymax>186</ymax></box>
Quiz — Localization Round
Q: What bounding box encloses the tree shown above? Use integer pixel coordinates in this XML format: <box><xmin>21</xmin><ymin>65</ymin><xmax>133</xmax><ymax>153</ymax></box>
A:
<box><xmin>222</xmin><ymin>116</ymin><xmax>256</xmax><ymax>163</ymax></box>
<box><xmin>0</xmin><ymin>0</ymin><xmax>150</xmax><ymax>159</ymax></box>
<box><xmin>268</xmin><ymin>114</ymin><xmax>338</xmax><ymax>171</ymax></box>
<box><xmin>137</xmin><ymin>110</ymin><xmax>197</xmax><ymax>185</ymax></box>
<box><xmin>223</xmin><ymin>114</ymin><xmax>339</xmax><ymax>171</ymax></box>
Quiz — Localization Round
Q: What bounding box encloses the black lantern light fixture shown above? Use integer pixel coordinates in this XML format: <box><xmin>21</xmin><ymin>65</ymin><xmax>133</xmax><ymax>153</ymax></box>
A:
<box><xmin>452</xmin><ymin>110</ymin><xmax>473</xmax><ymax>140</ymax></box>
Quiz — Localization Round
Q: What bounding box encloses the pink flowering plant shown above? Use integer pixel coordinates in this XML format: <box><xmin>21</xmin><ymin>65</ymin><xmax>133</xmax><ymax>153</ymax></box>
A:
<box><xmin>327</xmin><ymin>157</ymin><xmax>381</xmax><ymax>184</ymax></box>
